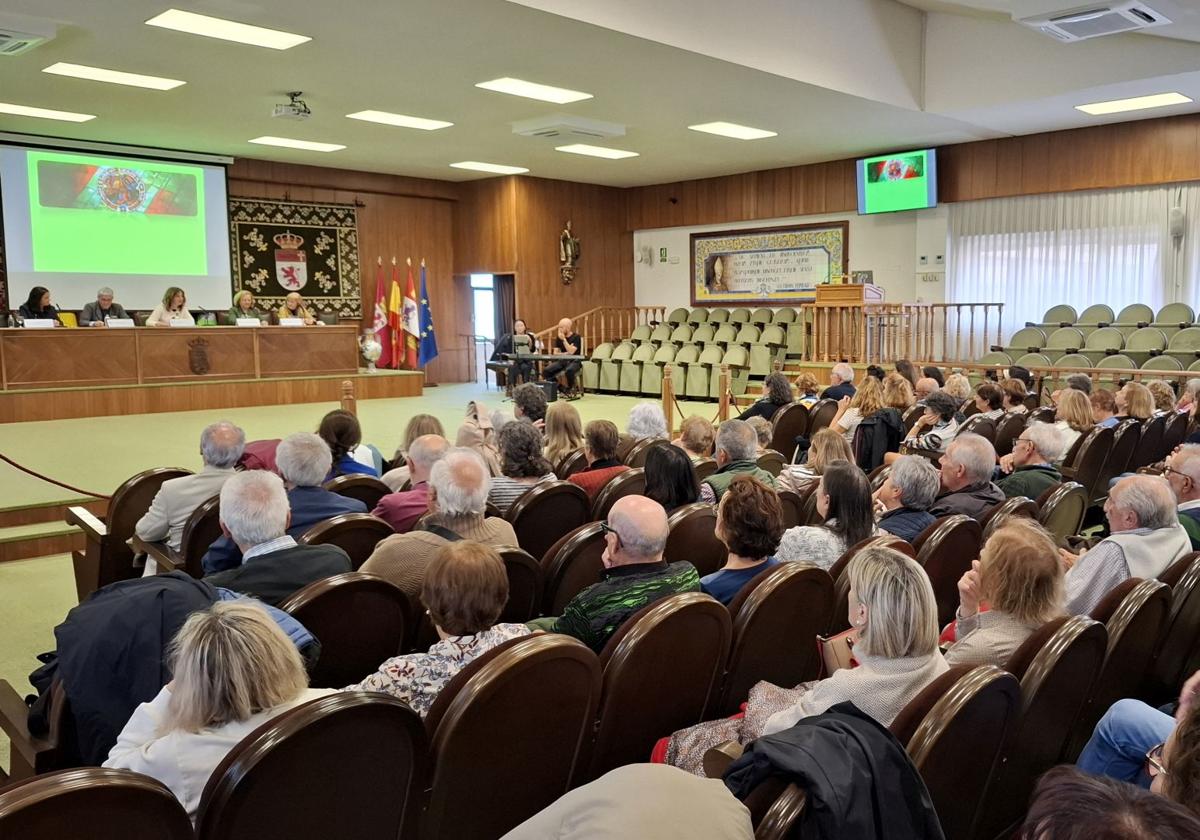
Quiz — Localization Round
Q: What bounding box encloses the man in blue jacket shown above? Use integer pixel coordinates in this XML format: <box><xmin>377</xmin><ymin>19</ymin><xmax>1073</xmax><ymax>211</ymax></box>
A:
<box><xmin>875</xmin><ymin>455</ymin><xmax>940</xmax><ymax>543</ymax></box>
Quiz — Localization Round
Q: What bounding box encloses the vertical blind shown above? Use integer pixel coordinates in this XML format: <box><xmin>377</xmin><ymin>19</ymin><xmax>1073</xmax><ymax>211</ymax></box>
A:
<box><xmin>947</xmin><ymin>184</ymin><xmax>1200</xmax><ymax>339</ymax></box>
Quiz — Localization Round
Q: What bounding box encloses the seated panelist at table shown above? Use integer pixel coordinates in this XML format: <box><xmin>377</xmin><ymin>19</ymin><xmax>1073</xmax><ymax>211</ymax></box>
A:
<box><xmin>228</xmin><ymin>290</ymin><xmax>266</xmax><ymax>324</ymax></box>
<box><xmin>80</xmin><ymin>286</ymin><xmax>129</xmax><ymax>326</ymax></box>
<box><xmin>147</xmin><ymin>286</ymin><xmax>194</xmax><ymax>327</ymax></box>
<box><xmin>277</xmin><ymin>292</ymin><xmax>318</xmax><ymax>325</ymax></box>
<box><xmin>18</xmin><ymin>286</ymin><xmax>62</xmax><ymax>325</ymax></box>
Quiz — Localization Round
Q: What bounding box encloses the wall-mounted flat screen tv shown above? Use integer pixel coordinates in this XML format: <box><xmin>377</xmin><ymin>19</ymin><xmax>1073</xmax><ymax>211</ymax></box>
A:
<box><xmin>856</xmin><ymin>148</ymin><xmax>937</xmax><ymax>214</ymax></box>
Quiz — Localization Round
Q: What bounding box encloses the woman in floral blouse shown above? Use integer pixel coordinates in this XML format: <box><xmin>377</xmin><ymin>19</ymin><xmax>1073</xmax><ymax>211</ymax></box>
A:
<box><xmin>344</xmin><ymin>541</ymin><xmax>530</xmax><ymax>716</ymax></box>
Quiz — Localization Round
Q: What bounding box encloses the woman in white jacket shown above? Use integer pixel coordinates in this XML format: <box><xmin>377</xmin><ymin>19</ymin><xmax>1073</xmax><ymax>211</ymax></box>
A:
<box><xmin>104</xmin><ymin>601</ymin><xmax>334</xmax><ymax>822</ymax></box>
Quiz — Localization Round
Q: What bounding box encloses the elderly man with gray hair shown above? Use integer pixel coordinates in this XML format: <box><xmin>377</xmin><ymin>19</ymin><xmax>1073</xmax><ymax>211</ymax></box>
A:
<box><xmin>80</xmin><ymin>286</ymin><xmax>129</xmax><ymax>327</ymax></box>
<box><xmin>530</xmin><ymin>496</ymin><xmax>700</xmax><ymax>652</ymax></box>
<box><xmin>202</xmin><ymin>432</ymin><xmax>368</xmax><ymax>574</ymax></box>
<box><xmin>362</xmin><ymin>447</ymin><xmax>517</xmax><ymax>600</ymax></box>
<box><xmin>202</xmin><ymin>470</ymin><xmax>351</xmax><ymax>606</ymax></box>
<box><xmin>372</xmin><ymin>434</ymin><xmax>450</xmax><ymax>533</ymax></box>
<box><xmin>135</xmin><ymin>421</ymin><xmax>246</xmax><ymax>574</ymax></box>
<box><xmin>929</xmin><ymin>433</ymin><xmax>1005</xmax><ymax>518</ymax></box>
<box><xmin>1162</xmin><ymin>444</ymin><xmax>1200</xmax><ymax>549</ymax></box>
<box><xmin>996</xmin><ymin>422</ymin><xmax>1064</xmax><ymax>500</ymax></box>
<box><xmin>1062</xmin><ymin>474</ymin><xmax>1191</xmax><ymax>615</ymax></box>
<box><xmin>821</xmin><ymin>362</ymin><xmax>857</xmax><ymax>401</ymax></box>
<box><xmin>874</xmin><ymin>455</ymin><xmax>941</xmax><ymax>542</ymax></box>
<box><xmin>699</xmin><ymin>420</ymin><xmax>776</xmax><ymax>504</ymax></box>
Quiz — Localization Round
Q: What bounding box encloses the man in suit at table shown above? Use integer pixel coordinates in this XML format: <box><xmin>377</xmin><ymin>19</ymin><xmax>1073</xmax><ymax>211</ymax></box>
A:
<box><xmin>80</xmin><ymin>287</ymin><xmax>130</xmax><ymax>326</ymax></box>
<box><xmin>202</xmin><ymin>432</ymin><xmax>367</xmax><ymax>574</ymax></box>
<box><xmin>135</xmin><ymin>421</ymin><xmax>245</xmax><ymax>575</ymax></box>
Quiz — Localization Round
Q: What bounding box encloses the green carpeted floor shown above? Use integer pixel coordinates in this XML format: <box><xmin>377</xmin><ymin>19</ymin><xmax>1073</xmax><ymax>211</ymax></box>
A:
<box><xmin>0</xmin><ymin>381</ymin><xmax>721</xmax><ymax>772</ymax></box>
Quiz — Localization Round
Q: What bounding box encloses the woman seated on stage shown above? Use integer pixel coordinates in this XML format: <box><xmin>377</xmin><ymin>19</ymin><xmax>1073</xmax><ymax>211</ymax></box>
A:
<box><xmin>319</xmin><ymin>409</ymin><xmax>379</xmax><ymax>479</ymax></box>
<box><xmin>644</xmin><ymin>442</ymin><xmax>700</xmax><ymax>513</ymax></box>
<box><xmin>277</xmin><ymin>292</ymin><xmax>318</xmax><ymax>325</ymax></box>
<box><xmin>663</xmin><ymin>545</ymin><xmax>947</xmax><ymax>775</ymax></box>
<box><xmin>228</xmin><ymin>290</ymin><xmax>265</xmax><ymax>324</ymax></box>
<box><xmin>18</xmin><ymin>286</ymin><xmax>61</xmax><ymax>324</ymax></box>
<box><xmin>775</xmin><ymin>460</ymin><xmax>876</xmax><ymax>570</ymax></box>
<box><xmin>148</xmin><ymin>287</ymin><xmax>194</xmax><ymax>327</ymax></box>
<box><xmin>738</xmin><ymin>372</ymin><xmax>793</xmax><ymax>422</ymax></box>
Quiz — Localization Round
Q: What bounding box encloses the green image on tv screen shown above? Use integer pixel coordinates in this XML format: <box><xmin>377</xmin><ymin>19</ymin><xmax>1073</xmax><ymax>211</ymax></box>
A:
<box><xmin>26</xmin><ymin>149</ymin><xmax>208</xmax><ymax>275</ymax></box>
<box><xmin>856</xmin><ymin>149</ymin><xmax>938</xmax><ymax>215</ymax></box>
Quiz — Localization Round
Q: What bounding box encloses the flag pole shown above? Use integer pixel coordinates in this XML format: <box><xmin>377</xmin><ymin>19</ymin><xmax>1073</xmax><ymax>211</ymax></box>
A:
<box><xmin>419</xmin><ymin>256</ymin><xmax>438</xmax><ymax>387</ymax></box>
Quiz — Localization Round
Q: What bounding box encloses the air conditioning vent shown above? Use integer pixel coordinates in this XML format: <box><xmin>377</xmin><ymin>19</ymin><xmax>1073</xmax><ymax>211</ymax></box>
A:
<box><xmin>1020</xmin><ymin>2</ymin><xmax>1171</xmax><ymax>42</ymax></box>
<box><xmin>0</xmin><ymin>28</ymin><xmax>51</xmax><ymax>55</ymax></box>
<box><xmin>512</xmin><ymin>114</ymin><xmax>626</xmax><ymax>141</ymax></box>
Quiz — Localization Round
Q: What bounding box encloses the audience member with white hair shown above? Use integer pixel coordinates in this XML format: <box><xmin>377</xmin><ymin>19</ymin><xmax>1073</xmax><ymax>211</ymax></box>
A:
<box><xmin>136</xmin><ymin>421</ymin><xmax>246</xmax><ymax>573</ymax></box>
<box><xmin>202</xmin><ymin>471</ymin><xmax>351</xmax><ymax>606</ymax></box>
<box><xmin>372</xmin><ymin>434</ymin><xmax>450</xmax><ymax>533</ymax></box>
<box><xmin>362</xmin><ymin>448</ymin><xmax>517</xmax><ymax>601</ymax></box>
<box><xmin>1061</xmin><ymin>474</ymin><xmax>1191</xmax><ymax>615</ymax></box>
<box><xmin>80</xmin><ymin>285</ymin><xmax>129</xmax><ymax>326</ymax></box>
<box><xmin>821</xmin><ymin>362</ymin><xmax>856</xmax><ymax>401</ymax></box>
<box><xmin>699</xmin><ymin>420</ymin><xmax>776</xmax><ymax>504</ymax></box>
<box><xmin>202</xmin><ymin>432</ymin><xmax>367</xmax><ymax>574</ymax></box>
<box><xmin>929</xmin><ymin>433</ymin><xmax>1005</xmax><ymax>518</ymax></box>
<box><xmin>104</xmin><ymin>601</ymin><xmax>334</xmax><ymax>822</ymax></box>
<box><xmin>874</xmin><ymin>455</ymin><xmax>941</xmax><ymax>542</ymax></box>
<box><xmin>1165</xmin><ymin>445</ymin><xmax>1200</xmax><ymax>549</ymax></box>
<box><xmin>628</xmin><ymin>402</ymin><xmax>669</xmax><ymax>440</ymax></box>
<box><xmin>1178</xmin><ymin>378</ymin><xmax>1200</xmax><ymax>413</ymax></box>
<box><xmin>996</xmin><ymin>423</ymin><xmax>1064</xmax><ymax>499</ymax></box>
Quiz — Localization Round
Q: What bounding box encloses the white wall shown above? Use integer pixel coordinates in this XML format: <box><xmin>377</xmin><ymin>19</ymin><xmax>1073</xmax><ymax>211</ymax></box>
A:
<box><xmin>633</xmin><ymin>205</ymin><xmax>948</xmax><ymax>311</ymax></box>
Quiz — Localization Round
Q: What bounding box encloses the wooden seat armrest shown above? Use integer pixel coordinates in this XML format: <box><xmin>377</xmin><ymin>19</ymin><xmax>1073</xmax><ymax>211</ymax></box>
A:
<box><xmin>131</xmin><ymin>535</ymin><xmax>184</xmax><ymax>573</ymax></box>
<box><xmin>65</xmin><ymin>506</ymin><xmax>107</xmax><ymax>540</ymax></box>
<box><xmin>0</xmin><ymin>680</ymin><xmax>49</xmax><ymax>765</ymax></box>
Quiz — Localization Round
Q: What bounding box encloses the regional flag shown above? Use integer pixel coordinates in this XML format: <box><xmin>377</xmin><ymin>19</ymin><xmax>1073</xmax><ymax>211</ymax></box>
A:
<box><xmin>403</xmin><ymin>262</ymin><xmax>420</xmax><ymax>370</ymax></box>
<box><xmin>418</xmin><ymin>262</ymin><xmax>439</xmax><ymax>367</ymax></box>
<box><xmin>387</xmin><ymin>263</ymin><xmax>403</xmax><ymax>370</ymax></box>
<box><xmin>372</xmin><ymin>260</ymin><xmax>393</xmax><ymax>368</ymax></box>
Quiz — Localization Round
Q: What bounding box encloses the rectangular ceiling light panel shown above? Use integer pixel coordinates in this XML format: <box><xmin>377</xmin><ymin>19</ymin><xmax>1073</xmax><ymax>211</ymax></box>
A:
<box><xmin>475</xmin><ymin>77</ymin><xmax>592</xmax><ymax>104</ymax></box>
<box><xmin>248</xmin><ymin>136</ymin><xmax>344</xmax><ymax>152</ymax></box>
<box><xmin>1075</xmin><ymin>92</ymin><xmax>1192</xmax><ymax>115</ymax></box>
<box><xmin>688</xmin><ymin>121</ymin><xmax>777</xmax><ymax>140</ymax></box>
<box><xmin>346</xmin><ymin>110</ymin><xmax>453</xmax><ymax>130</ymax></box>
<box><xmin>450</xmin><ymin>161</ymin><xmax>529</xmax><ymax>174</ymax></box>
<box><xmin>145</xmin><ymin>9</ymin><xmax>310</xmax><ymax>49</ymax></box>
<box><xmin>43</xmin><ymin>62</ymin><xmax>186</xmax><ymax>90</ymax></box>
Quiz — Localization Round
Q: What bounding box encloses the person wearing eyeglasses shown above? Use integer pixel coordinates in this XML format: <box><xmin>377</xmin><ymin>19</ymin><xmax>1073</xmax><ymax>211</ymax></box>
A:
<box><xmin>995</xmin><ymin>423</ymin><xmax>1064</xmax><ymax>500</ymax></box>
<box><xmin>1077</xmin><ymin>669</ymin><xmax>1200</xmax><ymax>817</ymax></box>
<box><xmin>1164</xmin><ymin>444</ymin><xmax>1200</xmax><ymax>550</ymax></box>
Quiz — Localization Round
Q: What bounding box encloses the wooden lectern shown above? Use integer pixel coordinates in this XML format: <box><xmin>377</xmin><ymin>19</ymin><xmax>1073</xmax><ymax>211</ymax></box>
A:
<box><xmin>802</xmin><ymin>283</ymin><xmax>886</xmax><ymax>363</ymax></box>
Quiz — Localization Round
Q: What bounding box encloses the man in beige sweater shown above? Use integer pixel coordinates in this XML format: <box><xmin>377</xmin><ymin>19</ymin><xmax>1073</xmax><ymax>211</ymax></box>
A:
<box><xmin>361</xmin><ymin>447</ymin><xmax>517</xmax><ymax>600</ymax></box>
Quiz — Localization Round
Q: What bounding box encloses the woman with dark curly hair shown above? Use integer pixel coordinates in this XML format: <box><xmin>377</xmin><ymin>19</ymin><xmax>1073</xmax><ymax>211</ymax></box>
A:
<box><xmin>701</xmin><ymin>476</ymin><xmax>783</xmax><ymax>605</ymax></box>
<box><xmin>318</xmin><ymin>409</ymin><xmax>378</xmax><ymax>479</ymax></box>
<box><xmin>738</xmin><ymin>372</ymin><xmax>793</xmax><ymax>422</ymax></box>
<box><xmin>487</xmin><ymin>420</ymin><xmax>555</xmax><ymax>513</ymax></box>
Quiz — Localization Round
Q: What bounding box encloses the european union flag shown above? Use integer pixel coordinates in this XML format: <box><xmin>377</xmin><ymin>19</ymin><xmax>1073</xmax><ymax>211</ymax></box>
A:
<box><xmin>418</xmin><ymin>263</ymin><xmax>439</xmax><ymax>367</ymax></box>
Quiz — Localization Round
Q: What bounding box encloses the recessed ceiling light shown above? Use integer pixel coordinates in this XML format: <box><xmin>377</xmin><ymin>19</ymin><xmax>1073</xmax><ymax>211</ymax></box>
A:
<box><xmin>0</xmin><ymin>102</ymin><xmax>95</xmax><ymax>122</ymax></box>
<box><xmin>145</xmin><ymin>9</ymin><xmax>310</xmax><ymax>50</ymax></box>
<box><xmin>555</xmin><ymin>143</ymin><xmax>638</xmax><ymax>160</ymax></box>
<box><xmin>475</xmin><ymin>77</ymin><xmax>592</xmax><ymax>104</ymax></box>
<box><xmin>346</xmin><ymin>110</ymin><xmax>453</xmax><ymax>131</ymax></box>
<box><xmin>43</xmin><ymin>62</ymin><xmax>185</xmax><ymax>91</ymax></box>
<box><xmin>1075</xmin><ymin>92</ymin><xmax>1192</xmax><ymax>116</ymax></box>
<box><xmin>450</xmin><ymin>161</ymin><xmax>529</xmax><ymax>175</ymax></box>
<box><xmin>688</xmin><ymin>121</ymin><xmax>777</xmax><ymax>140</ymax></box>
<box><xmin>248</xmin><ymin>136</ymin><xmax>344</xmax><ymax>152</ymax></box>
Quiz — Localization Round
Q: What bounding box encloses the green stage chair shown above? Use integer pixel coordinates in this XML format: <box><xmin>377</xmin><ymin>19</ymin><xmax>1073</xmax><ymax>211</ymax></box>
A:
<box><xmin>977</xmin><ymin>351</ymin><xmax>1012</xmax><ymax>369</ymax></box>
<box><xmin>1077</xmin><ymin>304</ymin><xmax>1115</xmax><ymax>325</ymax></box>
<box><xmin>1114</xmin><ymin>303</ymin><xmax>1154</xmax><ymax>332</ymax></box>
<box><xmin>686</xmin><ymin>308</ymin><xmax>709</xmax><ymax>326</ymax></box>
<box><xmin>1155</xmin><ymin>303</ymin><xmax>1195</xmax><ymax>328</ymax></box>
<box><xmin>641</xmin><ymin>343</ymin><xmax>677</xmax><ymax>395</ymax></box>
<box><xmin>708</xmin><ymin>308</ymin><xmax>730</xmax><ymax>324</ymax></box>
<box><xmin>599</xmin><ymin>341</ymin><xmax>635</xmax><ymax>392</ymax></box>
<box><xmin>749</xmin><ymin>307</ymin><xmax>773</xmax><ymax>327</ymax></box>
<box><xmin>1037</xmin><ymin>304</ymin><xmax>1077</xmax><ymax>328</ymax></box>
<box><xmin>581</xmin><ymin>343</ymin><xmax>614</xmax><ymax>391</ymax></box>
<box><xmin>712</xmin><ymin>323</ymin><xmax>738</xmax><ymax>348</ymax></box>
<box><xmin>1141</xmin><ymin>355</ymin><xmax>1183</xmax><ymax>372</ymax></box>
<box><xmin>669</xmin><ymin>324</ymin><xmax>694</xmax><ymax>345</ymax></box>
<box><xmin>670</xmin><ymin>344</ymin><xmax>700</xmax><ymax>394</ymax></box>
<box><xmin>1015</xmin><ymin>352</ymin><xmax>1052</xmax><ymax>370</ymax></box>
<box><xmin>729</xmin><ymin>307</ymin><xmax>751</xmax><ymax>325</ymax></box>
<box><xmin>1167</xmin><ymin>327</ymin><xmax>1200</xmax><ymax>366</ymax></box>
<box><xmin>686</xmin><ymin>344</ymin><xmax>724</xmax><ymax>398</ymax></box>
<box><xmin>772</xmin><ymin>308</ymin><xmax>798</xmax><ymax>326</ymax></box>
<box><xmin>1043</xmin><ymin>327</ymin><xmax>1085</xmax><ymax>361</ymax></box>
<box><xmin>1123</xmin><ymin>327</ymin><xmax>1168</xmax><ymax>367</ymax></box>
<box><xmin>1188</xmin><ymin>359</ymin><xmax>1200</xmax><ymax>373</ymax></box>
<box><xmin>691</xmin><ymin>323</ymin><xmax>716</xmax><ymax>345</ymax></box>
<box><xmin>734</xmin><ymin>324</ymin><xmax>761</xmax><ymax>348</ymax></box>
<box><xmin>1095</xmin><ymin>354</ymin><xmax>1137</xmax><ymax>386</ymax></box>
<box><xmin>1002</xmin><ymin>326</ymin><xmax>1047</xmax><ymax>356</ymax></box>
<box><xmin>786</xmin><ymin>318</ymin><xmax>806</xmax><ymax>356</ymax></box>
<box><xmin>722</xmin><ymin>346</ymin><xmax>751</xmax><ymax>397</ymax></box>
<box><xmin>749</xmin><ymin>325</ymin><xmax>787</xmax><ymax>377</ymax></box>
<box><xmin>649</xmin><ymin>323</ymin><xmax>673</xmax><ymax>345</ymax></box>
<box><xmin>629</xmin><ymin>324</ymin><xmax>652</xmax><ymax>345</ymax></box>
<box><xmin>1082</xmin><ymin>327</ymin><xmax>1125</xmax><ymax>364</ymax></box>
<box><xmin>621</xmin><ymin>342</ymin><xmax>657</xmax><ymax>393</ymax></box>
<box><xmin>1049</xmin><ymin>353</ymin><xmax>1092</xmax><ymax>392</ymax></box>
<box><xmin>666</xmin><ymin>307</ymin><xmax>689</xmax><ymax>326</ymax></box>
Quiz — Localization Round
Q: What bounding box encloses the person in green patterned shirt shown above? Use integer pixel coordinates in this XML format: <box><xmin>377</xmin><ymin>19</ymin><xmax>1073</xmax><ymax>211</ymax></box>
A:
<box><xmin>530</xmin><ymin>496</ymin><xmax>700</xmax><ymax>652</ymax></box>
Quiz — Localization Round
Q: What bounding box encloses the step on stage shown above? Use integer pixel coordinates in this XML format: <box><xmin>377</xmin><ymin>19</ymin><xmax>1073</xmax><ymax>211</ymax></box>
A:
<box><xmin>0</xmin><ymin>325</ymin><xmax>423</xmax><ymax>422</ymax></box>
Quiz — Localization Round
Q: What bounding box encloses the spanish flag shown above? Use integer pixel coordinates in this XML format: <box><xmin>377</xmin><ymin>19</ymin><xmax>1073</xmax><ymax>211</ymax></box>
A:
<box><xmin>387</xmin><ymin>261</ymin><xmax>403</xmax><ymax>369</ymax></box>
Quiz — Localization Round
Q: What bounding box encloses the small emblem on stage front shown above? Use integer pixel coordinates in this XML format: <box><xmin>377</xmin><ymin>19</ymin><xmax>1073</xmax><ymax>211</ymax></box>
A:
<box><xmin>273</xmin><ymin>231</ymin><xmax>308</xmax><ymax>291</ymax></box>
<box><xmin>188</xmin><ymin>338</ymin><xmax>210</xmax><ymax>375</ymax></box>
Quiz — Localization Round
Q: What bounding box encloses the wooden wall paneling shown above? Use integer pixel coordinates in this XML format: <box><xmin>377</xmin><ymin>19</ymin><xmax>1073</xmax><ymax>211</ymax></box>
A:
<box><xmin>453</xmin><ymin>177</ymin><xmax>518</xmax><ymax>276</ymax></box>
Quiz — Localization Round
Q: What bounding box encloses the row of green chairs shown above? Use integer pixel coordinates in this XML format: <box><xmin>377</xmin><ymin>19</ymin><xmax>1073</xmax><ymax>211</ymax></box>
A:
<box><xmin>997</xmin><ymin>325</ymin><xmax>1200</xmax><ymax>368</ymax></box>
<box><xmin>1032</xmin><ymin>303</ymin><xmax>1196</xmax><ymax>333</ymax></box>
<box><xmin>580</xmin><ymin>341</ymin><xmax>750</xmax><ymax>399</ymax></box>
<box><xmin>626</xmin><ymin>323</ymin><xmax>786</xmax><ymax>377</ymax></box>
<box><xmin>665</xmin><ymin>306</ymin><xmax>798</xmax><ymax>328</ymax></box>
<box><xmin>975</xmin><ymin>350</ymin><xmax>1200</xmax><ymax>394</ymax></box>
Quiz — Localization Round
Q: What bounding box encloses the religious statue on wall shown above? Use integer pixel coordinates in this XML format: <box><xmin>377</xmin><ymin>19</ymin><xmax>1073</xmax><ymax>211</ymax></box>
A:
<box><xmin>559</xmin><ymin>220</ymin><xmax>580</xmax><ymax>285</ymax></box>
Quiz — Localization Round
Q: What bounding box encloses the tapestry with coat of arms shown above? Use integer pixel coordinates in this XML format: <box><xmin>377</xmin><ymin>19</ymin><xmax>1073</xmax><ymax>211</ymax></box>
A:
<box><xmin>228</xmin><ymin>197</ymin><xmax>362</xmax><ymax>318</ymax></box>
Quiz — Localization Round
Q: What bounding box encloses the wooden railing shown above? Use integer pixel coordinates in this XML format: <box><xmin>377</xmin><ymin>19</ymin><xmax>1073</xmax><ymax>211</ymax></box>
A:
<box><xmin>802</xmin><ymin>302</ymin><xmax>1004</xmax><ymax>365</ymax></box>
<box><xmin>533</xmin><ymin>306</ymin><xmax>666</xmax><ymax>351</ymax></box>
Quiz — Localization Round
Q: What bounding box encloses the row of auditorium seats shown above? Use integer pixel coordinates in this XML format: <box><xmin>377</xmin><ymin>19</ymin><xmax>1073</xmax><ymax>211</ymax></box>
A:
<box><xmin>581</xmin><ymin>340</ymin><xmax>759</xmax><ymax>398</ymax></box>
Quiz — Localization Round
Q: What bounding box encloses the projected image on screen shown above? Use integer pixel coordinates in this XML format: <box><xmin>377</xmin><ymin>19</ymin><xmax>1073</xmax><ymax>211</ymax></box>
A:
<box><xmin>26</xmin><ymin>150</ymin><xmax>208</xmax><ymax>276</ymax></box>
<box><xmin>856</xmin><ymin>148</ymin><xmax>938</xmax><ymax>215</ymax></box>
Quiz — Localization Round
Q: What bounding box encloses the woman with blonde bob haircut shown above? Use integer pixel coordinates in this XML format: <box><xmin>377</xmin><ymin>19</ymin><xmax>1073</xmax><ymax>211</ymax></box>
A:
<box><xmin>1118</xmin><ymin>381</ymin><xmax>1155</xmax><ymax>422</ymax></box>
<box><xmin>104</xmin><ymin>602</ymin><xmax>333</xmax><ymax>821</ymax></box>
<box><xmin>1054</xmin><ymin>388</ymin><xmax>1094</xmax><ymax>460</ymax></box>
<box><xmin>777</xmin><ymin>427</ymin><xmax>853</xmax><ymax>493</ymax></box>
<box><xmin>946</xmin><ymin>518</ymin><xmax>1064</xmax><ymax>667</ymax></box>
<box><xmin>544</xmin><ymin>401</ymin><xmax>585</xmax><ymax>467</ymax></box>
<box><xmin>664</xmin><ymin>546</ymin><xmax>948</xmax><ymax>774</ymax></box>
<box><xmin>881</xmin><ymin>372</ymin><xmax>915</xmax><ymax>411</ymax></box>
